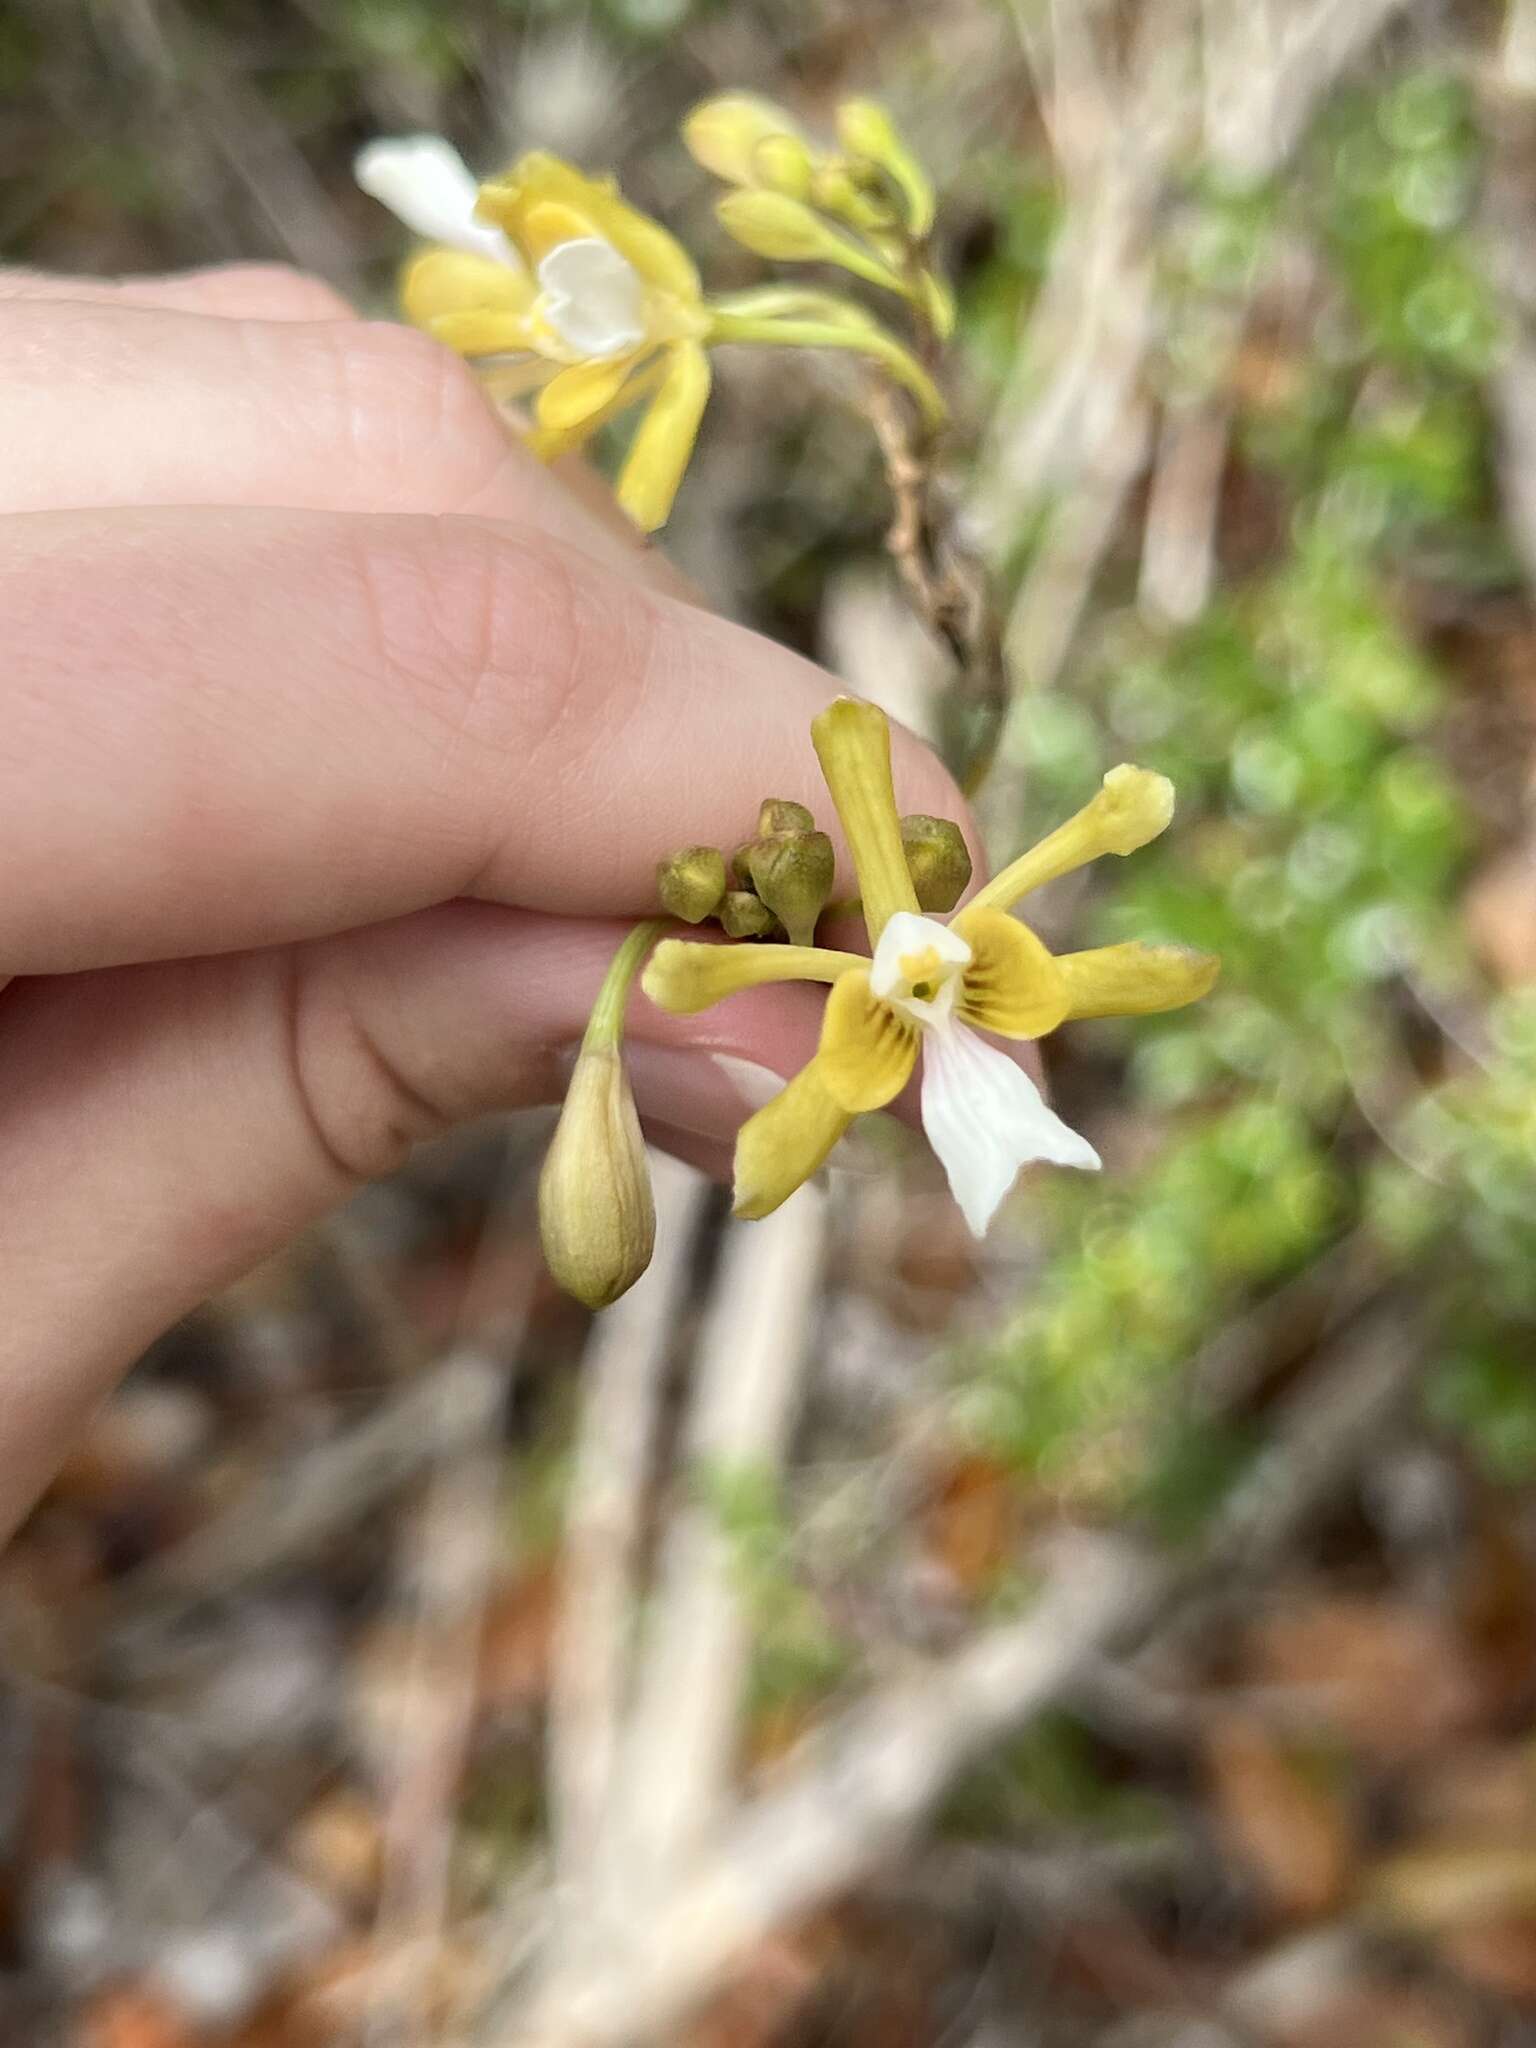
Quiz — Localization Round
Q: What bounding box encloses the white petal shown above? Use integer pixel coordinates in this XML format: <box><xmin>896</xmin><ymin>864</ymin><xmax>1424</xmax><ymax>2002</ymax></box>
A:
<box><xmin>920</xmin><ymin>1022</ymin><xmax>1099</xmax><ymax>1237</ymax></box>
<box><xmin>537</xmin><ymin>238</ymin><xmax>646</xmax><ymax>358</ymax></box>
<box><xmin>354</xmin><ymin>135</ymin><xmax>513</xmax><ymax>261</ymax></box>
<box><xmin>869</xmin><ymin>910</ymin><xmax>970</xmax><ymax>1000</ymax></box>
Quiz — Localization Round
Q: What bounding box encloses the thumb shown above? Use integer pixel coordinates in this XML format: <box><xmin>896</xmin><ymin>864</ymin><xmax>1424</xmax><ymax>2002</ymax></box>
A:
<box><xmin>0</xmin><ymin>904</ymin><xmax>818</xmax><ymax>1541</ymax></box>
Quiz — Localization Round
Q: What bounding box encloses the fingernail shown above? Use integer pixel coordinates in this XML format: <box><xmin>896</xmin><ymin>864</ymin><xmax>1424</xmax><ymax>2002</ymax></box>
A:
<box><xmin>623</xmin><ymin>1043</ymin><xmax>784</xmax><ymax>1143</ymax></box>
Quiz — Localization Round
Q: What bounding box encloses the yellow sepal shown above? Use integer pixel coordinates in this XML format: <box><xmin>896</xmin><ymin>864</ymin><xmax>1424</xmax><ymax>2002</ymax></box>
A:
<box><xmin>810</xmin><ymin>698</ymin><xmax>920</xmax><ymax>944</ymax></box>
<box><xmin>616</xmin><ymin>342</ymin><xmax>712</xmax><ymax>532</ymax></box>
<box><xmin>950</xmin><ymin>906</ymin><xmax>1069</xmax><ymax>1039</ymax></box>
<box><xmin>642</xmin><ymin>938</ymin><xmax>862</xmax><ymax>1015</ymax></box>
<box><xmin>1058</xmin><ymin>942</ymin><xmax>1220</xmax><ymax>1020</ymax></box>
<box><xmin>733</xmin><ymin>1063</ymin><xmax>852</xmax><ymax>1219</ymax></box>
<box><xmin>965</xmin><ymin>766</ymin><xmax>1175</xmax><ymax>916</ymax></box>
<box><xmin>816</xmin><ymin>970</ymin><xmax>918</xmax><ymax>1112</ymax></box>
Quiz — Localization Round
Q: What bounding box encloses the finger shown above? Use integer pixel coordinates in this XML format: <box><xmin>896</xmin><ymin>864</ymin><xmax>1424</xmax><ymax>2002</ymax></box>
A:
<box><xmin>0</xmin><ymin>904</ymin><xmax>815</xmax><ymax>1542</ymax></box>
<box><xmin>0</xmin><ymin>300</ymin><xmax>687</xmax><ymax>594</ymax></box>
<box><xmin>0</xmin><ymin>507</ymin><xmax>979</xmax><ymax>971</ymax></box>
<box><xmin>0</xmin><ymin>261</ymin><xmax>356</xmax><ymax>321</ymax></box>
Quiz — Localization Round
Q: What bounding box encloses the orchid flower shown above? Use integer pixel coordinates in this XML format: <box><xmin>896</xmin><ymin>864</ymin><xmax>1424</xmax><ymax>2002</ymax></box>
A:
<box><xmin>643</xmin><ymin>700</ymin><xmax>1219</xmax><ymax>1236</ymax></box>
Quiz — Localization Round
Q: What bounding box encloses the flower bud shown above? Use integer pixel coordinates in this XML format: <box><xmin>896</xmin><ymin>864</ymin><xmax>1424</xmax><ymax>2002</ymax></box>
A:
<box><xmin>715</xmin><ymin>189</ymin><xmax>840</xmax><ymax>262</ymax></box>
<box><xmin>748</xmin><ymin>828</ymin><xmax>835</xmax><ymax>946</ymax></box>
<box><xmin>834</xmin><ymin>98</ymin><xmax>935</xmax><ymax>236</ymax></box>
<box><xmin>757</xmin><ymin>797</ymin><xmax>815</xmax><ymax>836</ymax></box>
<box><xmin>657</xmin><ymin>845</ymin><xmax>727</xmax><ymax>924</ymax></box>
<box><xmin>755</xmin><ymin>134</ymin><xmax>815</xmax><ymax>201</ymax></box>
<box><xmin>900</xmin><ymin>814</ymin><xmax>973</xmax><ymax>912</ymax></box>
<box><xmin>720</xmin><ymin>890</ymin><xmax>779</xmax><ymax>939</ymax></box>
<box><xmin>684</xmin><ymin>94</ymin><xmax>807</xmax><ymax>189</ymax></box>
<box><xmin>539</xmin><ymin>1047</ymin><xmax>655</xmax><ymax>1309</ymax></box>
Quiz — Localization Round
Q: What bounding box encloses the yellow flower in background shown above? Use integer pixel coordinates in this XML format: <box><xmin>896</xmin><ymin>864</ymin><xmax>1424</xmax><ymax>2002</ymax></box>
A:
<box><xmin>644</xmin><ymin>701</ymin><xmax>1219</xmax><ymax>1236</ymax></box>
<box><xmin>357</xmin><ymin>137</ymin><xmax>710</xmax><ymax>531</ymax></box>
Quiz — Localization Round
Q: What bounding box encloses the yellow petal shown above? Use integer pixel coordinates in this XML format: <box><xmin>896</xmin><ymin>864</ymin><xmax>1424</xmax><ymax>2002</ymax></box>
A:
<box><xmin>642</xmin><ymin>938</ymin><xmax>863</xmax><ymax>1015</ymax></box>
<box><xmin>537</xmin><ymin>352</ymin><xmax>645</xmax><ymax>433</ymax></box>
<box><xmin>1058</xmin><ymin>942</ymin><xmax>1220</xmax><ymax>1019</ymax></box>
<box><xmin>616</xmin><ymin>343</ymin><xmax>711</xmax><ymax>532</ymax></box>
<box><xmin>528</xmin><ymin>356</ymin><xmax>665</xmax><ymax>461</ymax></box>
<box><xmin>810</xmin><ymin>698</ymin><xmax>920</xmax><ymax>945</ymax></box>
<box><xmin>479</xmin><ymin>153</ymin><xmax>701</xmax><ymax>304</ymax></box>
<box><xmin>733</xmin><ymin>1063</ymin><xmax>852</xmax><ymax>1220</ymax></box>
<box><xmin>816</xmin><ymin>970</ymin><xmax>918</xmax><ymax>1112</ymax></box>
<box><xmin>966</xmin><ymin>766</ymin><xmax>1176</xmax><ymax>917</ymax></box>
<box><xmin>401</xmin><ymin>248</ymin><xmax>535</xmax><ymax>327</ymax></box>
<box><xmin>950</xmin><ymin>906</ymin><xmax>1069</xmax><ymax>1038</ymax></box>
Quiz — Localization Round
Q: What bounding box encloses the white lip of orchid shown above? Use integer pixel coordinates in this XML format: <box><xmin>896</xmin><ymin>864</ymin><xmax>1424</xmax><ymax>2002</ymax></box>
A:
<box><xmin>869</xmin><ymin>911</ymin><xmax>971</xmax><ymax>1030</ymax></box>
<box><xmin>354</xmin><ymin>134</ymin><xmax>515</xmax><ymax>264</ymax></box>
<box><xmin>869</xmin><ymin>910</ymin><xmax>1099</xmax><ymax>1236</ymax></box>
<box><xmin>536</xmin><ymin>237</ymin><xmax>647</xmax><ymax>360</ymax></box>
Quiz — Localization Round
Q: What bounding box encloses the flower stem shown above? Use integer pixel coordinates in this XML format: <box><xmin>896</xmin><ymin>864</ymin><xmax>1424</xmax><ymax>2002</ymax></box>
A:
<box><xmin>584</xmin><ymin>919</ymin><xmax>669</xmax><ymax>1053</ymax></box>
<box><xmin>707</xmin><ymin>311</ymin><xmax>946</xmax><ymax>429</ymax></box>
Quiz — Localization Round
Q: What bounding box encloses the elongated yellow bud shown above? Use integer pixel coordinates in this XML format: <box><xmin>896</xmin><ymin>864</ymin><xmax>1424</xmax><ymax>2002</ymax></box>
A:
<box><xmin>684</xmin><ymin>94</ymin><xmax>809</xmax><ymax>190</ymax></box>
<box><xmin>539</xmin><ymin>920</ymin><xmax>662</xmax><ymax>1309</ymax></box>
<box><xmin>657</xmin><ymin>845</ymin><xmax>727</xmax><ymax>924</ymax></box>
<box><xmin>714</xmin><ymin>191</ymin><xmax>904</xmax><ymax>294</ymax></box>
<box><xmin>748</xmin><ymin>828</ymin><xmax>835</xmax><ymax>947</ymax></box>
<box><xmin>900</xmin><ymin>814</ymin><xmax>972</xmax><ymax>912</ymax></box>
<box><xmin>539</xmin><ymin>1046</ymin><xmax>655</xmax><ymax>1309</ymax></box>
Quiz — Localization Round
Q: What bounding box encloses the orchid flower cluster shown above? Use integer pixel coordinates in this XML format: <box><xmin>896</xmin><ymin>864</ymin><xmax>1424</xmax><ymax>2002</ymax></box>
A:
<box><xmin>355</xmin><ymin>94</ymin><xmax>949</xmax><ymax>531</ymax></box>
<box><xmin>539</xmin><ymin>699</ymin><xmax>1219</xmax><ymax>1309</ymax></box>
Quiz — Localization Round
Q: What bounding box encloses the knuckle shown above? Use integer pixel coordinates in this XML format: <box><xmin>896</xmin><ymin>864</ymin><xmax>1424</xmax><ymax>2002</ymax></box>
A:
<box><xmin>306</xmin><ymin>321</ymin><xmax>507</xmax><ymax>508</ymax></box>
<box><xmin>283</xmin><ymin>946</ymin><xmax>451</xmax><ymax>1188</ymax></box>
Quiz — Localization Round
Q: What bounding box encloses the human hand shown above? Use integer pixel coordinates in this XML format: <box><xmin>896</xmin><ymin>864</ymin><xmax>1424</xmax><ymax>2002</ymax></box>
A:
<box><xmin>0</xmin><ymin>263</ymin><xmax>981</xmax><ymax>1541</ymax></box>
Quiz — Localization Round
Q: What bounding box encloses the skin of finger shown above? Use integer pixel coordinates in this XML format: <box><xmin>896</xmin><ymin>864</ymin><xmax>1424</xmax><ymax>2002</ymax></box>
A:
<box><xmin>0</xmin><ymin>506</ymin><xmax>982</xmax><ymax>972</ymax></box>
<box><xmin>0</xmin><ymin>902</ymin><xmax>821</xmax><ymax>1543</ymax></box>
<box><xmin>0</xmin><ymin>299</ymin><xmax>694</xmax><ymax>600</ymax></box>
<box><xmin>0</xmin><ymin>261</ymin><xmax>357</xmax><ymax>321</ymax></box>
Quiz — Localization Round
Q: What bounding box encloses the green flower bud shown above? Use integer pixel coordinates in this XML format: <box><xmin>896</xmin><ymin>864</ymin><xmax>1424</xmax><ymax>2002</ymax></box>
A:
<box><xmin>720</xmin><ymin>890</ymin><xmax>779</xmax><ymax>939</ymax></box>
<box><xmin>747</xmin><ymin>829</ymin><xmax>835</xmax><ymax>947</ymax></box>
<box><xmin>539</xmin><ymin>1046</ymin><xmax>655</xmax><ymax>1309</ymax></box>
<box><xmin>835</xmin><ymin>98</ymin><xmax>936</xmax><ymax>237</ymax></box>
<box><xmin>730</xmin><ymin>839</ymin><xmax>760</xmax><ymax>889</ymax></box>
<box><xmin>900</xmin><ymin>814</ymin><xmax>973</xmax><ymax>912</ymax></box>
<box><xmin>757</xmin><ymin>797</ymin><xmax>815</xmax><ymax>836</ymax></box>
<box><xmin>657</xmin><ymin>845</ymin><xmax>727</xmax><ymax>924</ymax></box>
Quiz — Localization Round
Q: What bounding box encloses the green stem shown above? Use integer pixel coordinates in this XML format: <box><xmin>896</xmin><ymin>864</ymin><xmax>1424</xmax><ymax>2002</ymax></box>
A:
<box><xmin>584</xmin><ymin>918</ymin><xmax>668</xmax><ymax>1053</ymax></box>
<box><xmin>707</xmin><ymin>311</ymin><xmax>946</xmax><ymax>429</ymax></box>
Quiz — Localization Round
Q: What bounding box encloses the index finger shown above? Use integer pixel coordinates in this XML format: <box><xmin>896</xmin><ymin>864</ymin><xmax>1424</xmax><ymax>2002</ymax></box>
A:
<box><xmin>0</xmin><ymin>505</ymin><xmax>978</xmax><ymax>973</ymax></box>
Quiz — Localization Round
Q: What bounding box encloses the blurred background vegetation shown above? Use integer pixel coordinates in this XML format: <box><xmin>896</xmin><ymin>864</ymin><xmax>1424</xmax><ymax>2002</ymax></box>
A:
<box><xmin>9</xmin><ymin>3</ymin><xmax>1536</xmax><ymax>2046</ymax></box>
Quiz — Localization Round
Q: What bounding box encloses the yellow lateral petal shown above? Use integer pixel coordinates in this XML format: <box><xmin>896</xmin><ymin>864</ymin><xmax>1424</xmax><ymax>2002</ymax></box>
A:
<box><xmin>616</xmin><ymin>343</ymin><xmax>711</xmax><ymax>532</ymax></box>
<box><xmin>537</xmin><ymin>353</ymin><xmax>644</xmax><ymax>432</ymax></box>
<box><xmin>950</xmin><ymin>906</ymin><xmax>1069</xmax><ymax>1039</ymax></box>
<box><xmin>528</xmin><ymin>355</ymin><xmax>665</xmax><ymax>461</ymax></box>
<box><xmin>965</xmin><ymin>766</ymin><xmax>1176</xmax><ymax>917</ymax></box>
<box><xmin>733</xmin><ymin>1063</ymin><xmax>853</xmax><ymax>1220</ymax></box>
<box><xmin>810</xmin><ymin>698</ymin><xmax>920</xmax><ymax>945</ymax></box>
<box><xmin>816</xmin><ymin>970</ymin><xmax>918</xmax><ymax>1112</ymax></box>
<box><xmin>479</xmin><ymin>153</ymin><xmax>701</xmax><ymax>303</ymax></box>
<box><xmin>401</xmin><ymin>249</ymin><xmax>535</xmax><ymax>327</ymax></box>
<box><xmin>1058</xmin><ymin>942</ymin><xmax>1220</xmax><ymax>1020</ymax></box>
<box><xmin>642</xmin><ymin>938</ymin><xmax>864</xmax><ymax>1015</ymax></box>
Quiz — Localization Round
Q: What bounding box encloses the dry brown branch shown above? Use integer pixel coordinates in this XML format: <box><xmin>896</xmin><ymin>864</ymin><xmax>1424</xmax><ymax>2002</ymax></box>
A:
<box><xmin>546</xmin><ymin>1154</ymin><xmax>709</xmax><ymax>1893</ymax></box>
